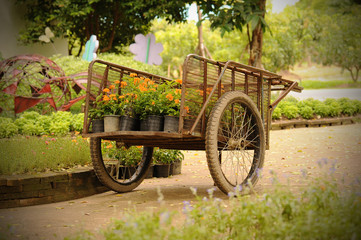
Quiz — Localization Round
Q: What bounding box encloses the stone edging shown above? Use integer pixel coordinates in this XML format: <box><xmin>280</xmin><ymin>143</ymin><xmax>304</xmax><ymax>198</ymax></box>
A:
<box><xmin>271</xmin><ymin>116</ymin><xmax>361</xmax><ymax>130</ymax></box>
<box><xmin>0</xmin><ymin>168</ymin><xmax>108</xmax><ymax>209</ymax></box>
<box><xmin>1</xmin><ymin>115</ymin><xmax>360</xmax><ymax>209</ymax></box>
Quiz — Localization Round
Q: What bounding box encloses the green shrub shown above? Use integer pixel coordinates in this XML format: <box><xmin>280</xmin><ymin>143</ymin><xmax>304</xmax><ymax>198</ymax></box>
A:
<box><xmin>272</xmin><ymin>107</ymin><xmax>282</xmax><ymax>120</ymax></box>
<box><xmin>314</xmin><ymin>102</ymin><xmax>329</xmax><ymax>117</ymax></box>
<box><xmin>299</xmin><ymin>106</ymin><xmax>314</xmax><ymax>119</ymax></box>
<box><xmin>22</xmin><ymin>123</ymin><xmax>45</xmax><ymax>136</ymax></box>
<box><xmin>338</xmin><ymin>98</ymin><xmax>357</xmax><ymax>116</ymax></box>
<box><xmin>0</xmin><ymin>122</ymin><xmax>18</xmax><ymax>138</ymax></box>
<box><xmin>71</xmin><ymin>113</ymin><xmax>84</xmax><ymax>132</ymax></box>
<box><xmin>352</xmin><ymin>99</ymin><xmax>361</xmax><ymax>114</ymax></box>
<box><xmin>0</xmin><ymin>117</ymin><xmax>12</xmax><ymax>124</ymax></box>
<box><xmin>282</xmin><ymin>105</ymin><xmax>299</xmax><ymax>119</ymax></box>
<box><xmin>49</xmin><ymin>121</ymin><xmax>70</xmax><ymax>136</ymax></box>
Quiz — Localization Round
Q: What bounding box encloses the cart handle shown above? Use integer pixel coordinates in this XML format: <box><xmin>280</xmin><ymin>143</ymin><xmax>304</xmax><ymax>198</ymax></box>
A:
<box><xmin>269</xmin><ymin>81</ymin><xmax>298</xmax><ymax>114</ymax></box>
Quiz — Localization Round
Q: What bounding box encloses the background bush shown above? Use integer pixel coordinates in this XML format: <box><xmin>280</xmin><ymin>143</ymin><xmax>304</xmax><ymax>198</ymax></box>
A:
<box><xmin>272</xmin><ymin>97</ymin><xmax>361</xmax><ymax>120</ymax></box>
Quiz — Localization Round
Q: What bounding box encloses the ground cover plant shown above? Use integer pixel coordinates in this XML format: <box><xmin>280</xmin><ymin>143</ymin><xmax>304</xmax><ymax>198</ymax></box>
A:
<box><xmin>0</xmin><ymin>134</ymin><xmax>90</xmax><ymax>175</ymax></box>
<box><xmin>65</xmin><ymin>173</ymin><xmax>361</xmax><ymax>240</ymax></box>
<box><xmin>272</xmin><ymin>97</ymin><xmax>361</xmax><ymax>120</ymax></box>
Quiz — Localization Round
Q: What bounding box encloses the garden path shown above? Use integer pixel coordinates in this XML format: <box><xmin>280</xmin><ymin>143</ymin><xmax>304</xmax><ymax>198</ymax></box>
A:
<box><xmin>1</xmin><ymin>124</ymin><xmax>361</xmax><ymax>240</ymax></box>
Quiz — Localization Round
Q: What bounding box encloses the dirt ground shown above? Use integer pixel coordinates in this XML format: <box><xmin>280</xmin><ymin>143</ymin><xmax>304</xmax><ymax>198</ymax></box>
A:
<box><xmin>1</xmin><ymin>124</ymin><xmax>361</xmax><ymax>240</ymax></box>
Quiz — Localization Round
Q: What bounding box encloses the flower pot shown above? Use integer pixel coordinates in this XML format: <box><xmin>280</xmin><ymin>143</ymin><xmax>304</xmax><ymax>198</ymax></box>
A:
<box><xmin>140</xmin><ymin>115</ymin><xmax>164</xmax><ymax>131</ymax></box>
<box><xmin>163</xmin><ymin>116</ymin><xmax>179</xmax><ymax>133</ymax></box>
<box><xmin>120</xmin><ymin>115</ymin><xmax>139</xmax><ymax>131</ymax></box>
<box><xmin>170</xmin><ymin>159</ymin><xmax>182</xmax><ymax>175</ymax></box>
<box><xmin>104</xmin><ymin>115</ymin><xmax>120</xmax><ymax>132</ymax></box>
<box><xmin>154</xmin><ymin>164</ymin><xmax>171</xmax><ymax>178</ymax></box>
<box><xmin>91</xmin><ymin>119</ymin><xmax>104</xmax><ymax>133</ymax></box>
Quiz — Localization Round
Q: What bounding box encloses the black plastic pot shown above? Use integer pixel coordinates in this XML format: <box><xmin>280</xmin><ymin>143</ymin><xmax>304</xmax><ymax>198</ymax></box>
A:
<box><xmin>154</xmin><ymin>164</ymin><xmax>171</xmax><ymax>178</ymax></box>
<box><xmin>163</xmin><ymin>116</ymin><xmax>179</xmax><ymax>133</ymax></box>
<box><xmin>120</xmin><ymin>115</ymin><xmax>139</xmax><ymax>131</ymax></box>
<box><xmin>140</xmin><ymin>115</ymin><xmax>164</xmax><ymax>131</ymax></box>
<box><xmin>91</xmin><ymin>119</ymin><xmax>104</xmax><ymax>133</ymax></box>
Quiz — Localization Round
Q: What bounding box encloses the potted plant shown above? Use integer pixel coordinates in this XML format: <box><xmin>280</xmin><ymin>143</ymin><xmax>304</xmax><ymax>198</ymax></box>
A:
<box><xmin>153</xmin><ymin>148</ymin><xmax>184</xmax><ymax>177</ymax></box>
<box><xmin>99</xmin><ymin>85</ymin><xmax>121</xmax><ymax>132</ymax></box>
<box><xmin>163</xmin><ymin>80</ymin><xmax>182</xmax><ymax>133</ymax></box>
<box><xmin>88</xmin><ymin>107</ymin><xmax>104</xmax><ymax>133</ymax></box>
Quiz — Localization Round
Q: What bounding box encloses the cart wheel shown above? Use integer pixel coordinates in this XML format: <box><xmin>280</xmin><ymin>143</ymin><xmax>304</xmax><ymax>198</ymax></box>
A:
<box><xmin>90</xmin><ymin>137</ymin><xmax>153</xmax><ymax>192</ymax></box>
<box><xmin>206</xmin><ymin>91</ymin><xmax>265</xmax><ymax>194</ymax></box>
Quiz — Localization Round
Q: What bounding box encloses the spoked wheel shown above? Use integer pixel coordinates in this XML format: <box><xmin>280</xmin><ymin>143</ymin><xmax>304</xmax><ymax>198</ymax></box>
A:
<box><xmin>90</xmin><ymin>137</ymin><xmax>153</xmax><ymax>192</ymax></box>
<box><xmin>206</xmin><ymin>91</ymin><xmax>266</xmax><ymax>194</ymax></box>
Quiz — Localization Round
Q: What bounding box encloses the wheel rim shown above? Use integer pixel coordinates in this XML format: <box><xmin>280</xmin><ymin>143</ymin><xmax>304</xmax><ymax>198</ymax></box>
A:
<box><xmin>217</xmin><ymin>99</ymin><xmax>262</xmax><ymax>187</ymax></box>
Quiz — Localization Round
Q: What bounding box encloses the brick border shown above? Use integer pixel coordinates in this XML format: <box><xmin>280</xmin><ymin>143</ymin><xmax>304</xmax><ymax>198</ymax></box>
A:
<box><xmin>271</xmin><ymin>116</ymin><xmax>361</xmax><ymax>130</ymax></box>
<box><xmin>0</xmin><ymin>168</ymin><xmax>108</xmax><ymax>209</ymax></box>
<box><xmin>1</xmin><ymin>115</ymin><xmax>360</xmax><ymax>209</ymax></box>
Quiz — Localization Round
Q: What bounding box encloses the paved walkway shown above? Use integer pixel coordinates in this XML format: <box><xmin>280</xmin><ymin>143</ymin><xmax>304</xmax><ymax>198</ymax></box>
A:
<box><xmin>1</xmin><ymin>124</ymin><xmax>361</xmax><ymax>240</ymax></box>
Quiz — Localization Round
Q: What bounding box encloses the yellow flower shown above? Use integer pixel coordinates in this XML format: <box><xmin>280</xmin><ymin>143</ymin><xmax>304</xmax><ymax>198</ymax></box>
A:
<box><xmin>103</xmin><ymin>88</ymin><xmax>110</xmax><ymax>93</ymax></box>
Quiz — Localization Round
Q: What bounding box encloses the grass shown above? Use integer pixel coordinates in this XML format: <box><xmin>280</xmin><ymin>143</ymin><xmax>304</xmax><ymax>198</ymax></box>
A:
<box><xmin>300</xmin><ymin>80</ymin><xmax>361</xmax><ymax>89</ymax></box>
<box><xmin>0</xmin><ymin>135</ymin><xmax>90</xmax><ymax>175</ymax></box>
<box><xmin>64</xmin><ymin>174</ymin><xmax>361</xmax><ymax>240</ymax></box>
<box><xmin>290</xmin><ymin>64</ymin><xmax>361</xmax><ymax>89</ymax></box>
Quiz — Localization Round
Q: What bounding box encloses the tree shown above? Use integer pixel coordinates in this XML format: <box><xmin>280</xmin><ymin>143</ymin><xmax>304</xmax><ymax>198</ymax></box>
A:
<box><xmin>295</xmin><ymin>0</ymin><xmax>361</xmax><ymax>82</ymax></box>
<box><xmin>197</xmin><ymin>0</ymin><xmax>268</xmax><ymax>68</ymax></box>
<box><xmin>16</xmin><ymin>0</ymin><xmax>192</xmax><ymax>55</ymax></box>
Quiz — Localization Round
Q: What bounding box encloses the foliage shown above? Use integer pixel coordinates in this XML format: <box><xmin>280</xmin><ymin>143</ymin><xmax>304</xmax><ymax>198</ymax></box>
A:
<box><xmin>273</xmin><ymin>97</ymin><xmax>361</xmax><ymax>120</ymax></box>
<box><xmin>0</xmin><ymin>120</ymin><xmax>18</xmax><ymax>138</ymax></box>
<box><xmin>102</xmin><ymin>143</ymin><xmax>183</xmax><ymax>166</ymax></box>
<box><xmin>282</xmin><ymin>105</ymin><xmax>299</xmax><ymax>119</ymax></box>
<box><xmin>16</xmin><ymin>0</ymin><xmax>193</xmax><ymax>55</ymax></box>
<box><xmin>0</xmin><ymin>135</ymin><xmax>90</xmax><ymax>175</ymax></box>
<box><xmin>295</xmin><ymin>0</ymin><xmax>361</xmax><ymax>82</ymax></box>
<box><xmin>153</xmin><ymin>148</ymin><xmax>184</xmax><ymax>165</ymax></box>
<box><xmin>298</xmin><ymin>106</ymin><xmax>314</xmax><ymax>119</ymax></box>
<box><xmin>98</xmin><ymin>177</ymin><xmax>361</xmax><ymax>240</ymax></box>
<box><xmin>0</xmin><ymin>111</ymin><xmax>84</xmax><ymax>138</ymax></box>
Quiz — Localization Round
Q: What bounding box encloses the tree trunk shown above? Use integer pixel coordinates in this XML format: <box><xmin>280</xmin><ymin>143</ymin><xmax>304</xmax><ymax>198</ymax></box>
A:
<box><xmin>248</xmin><ymin>0</ymin><xmax>266</xmax><ymax>68</ymax></box>
<box><xmin>100</xmin><ymin>2</ymin><xmax>120</xmax><ymax>53</ymax></box>
<box><xmin>197</xmin><ymin>5</ymin><xmax>206</xmax><ymax>57</ymax></box>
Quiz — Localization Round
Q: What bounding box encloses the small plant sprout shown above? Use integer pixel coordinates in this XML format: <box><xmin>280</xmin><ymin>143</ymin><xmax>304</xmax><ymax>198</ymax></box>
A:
<box><xmin>157</xmin><ymin>186</ymin><xmax>164</xmax><ymax>204</ymax></box>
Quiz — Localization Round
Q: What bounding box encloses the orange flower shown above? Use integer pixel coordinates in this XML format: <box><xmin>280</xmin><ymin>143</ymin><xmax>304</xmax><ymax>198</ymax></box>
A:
<box><xmin>103</xmin><ymin>88</ymin><xmax>110</xmax><ymax>93</ymax></box>
<box><xmin>109</xmin><ymin>94</ymin><xmax>117</xmax><ymax>100</ymax></box>
<box><xmin>120</xmin><ymin>81</ymin><xmax>127</xmax><ymax>88</ymax></box>
<box><xmin>139</xmin><ymin>84</ymin><xmax>148</xmax><ymax>92</ymax></box>
<box><xmin>184</xmin><ymin>106</ymin><xmax>190</xmax><ymax>113</ymax></box>
<box><xmin>114</xmin><ymin>80</ymin><xmax>121</xmax><ymax>84</ymax></box>
<box><xmin>119</xmin><ymin>95</ymin><xmax>125</xmax><ymax>99</ymax></box>
<box><xmin>166</xmin><ymin>93</ymin><xmax>174</xmax><ymax>101</ymax></box>
<box><xmin>130</xmin><ymin>73</ymin><xmax>137</xmax><ymax>77</ymax></box>
<box><xmin>174</xmin><ymin>99</ymin><xmax>180</xmax><ymax>104</ymax></box>
<box><xmin>152</xmin><ymin>101</ymin><xmax>155</xmax><ymax>105</ymax></box>
<box><xmin>148</xmin><ymin>80</ymin><xmax>155</xmax><ymax>85</ymax></box>
<box><xmin>106</xmin><ymin>144</ymin><xmax>113</xmax><ymax>149</ymax></box>
<box><xmin>134</xmin><ymin>78</ymin><xmax>140</xmax><ymax>85</ymax></box>
<box><xmin>109</xmin><ymin>85</ymin><xmax>115</xmax><ymax>90</ymax></box>
<box><xmin>103</xmin><ymin>95</ymin><xmax>110</xmax><ymax>101</ymax></box>
<box><xmin>140</xmin><ymin>77</ymin><xmax>144</xmax><ymax>80</ymax></box>
<box><xmin>144</xmin><ymin>78</ymin><xmax>151</xmax><ymax>82</ymax></box>
<box><xmin>136</xmin><ymin>146</ymin><xmax>142</xmax><ymax>149</ymax></box>
<box><xmin>175</xmin><ymin>79</ymin><xmax>182</xmax><ymax>84</ymax></box>
<box><xmin>175</xmin><ymin>89</ymin><xmax>182</xmax><ymax>95</ymax></box>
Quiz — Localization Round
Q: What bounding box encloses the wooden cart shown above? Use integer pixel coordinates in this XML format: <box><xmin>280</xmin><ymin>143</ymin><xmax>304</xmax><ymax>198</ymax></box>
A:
<box><xmin>82</xmin><ymin>54</ymin><xmax>302</xmax><ymax>194</ymax></box>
